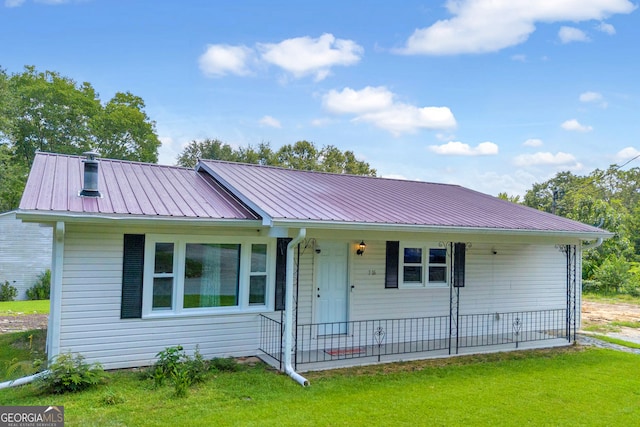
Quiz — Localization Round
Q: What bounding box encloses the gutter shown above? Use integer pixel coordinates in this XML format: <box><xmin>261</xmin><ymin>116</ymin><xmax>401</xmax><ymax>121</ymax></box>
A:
<box><xmin>0</xmin><ymin>371</ymin><xmax>49</xmax><ymax>389</ymax></box>
<box><xmin>284</xmin><ymin>228</ymin><xmax>309</xmax><ymax>386</ymax></box>
<box><xmin>582</xmin><ymin>237</ymin><xmax>604</xmax><ymax>250</ymax></box>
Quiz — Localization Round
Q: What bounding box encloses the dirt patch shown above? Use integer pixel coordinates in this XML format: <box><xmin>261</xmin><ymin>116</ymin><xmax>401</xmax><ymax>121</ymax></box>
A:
<box><xmin>581</xmin><ymin>300</ymin><xmax>640</xmax><ymax>344</ymax></box>
<box><xmin>0</xmin><ymin>314</ymin><xmax>48</xmax><ymax>334</ymax></box>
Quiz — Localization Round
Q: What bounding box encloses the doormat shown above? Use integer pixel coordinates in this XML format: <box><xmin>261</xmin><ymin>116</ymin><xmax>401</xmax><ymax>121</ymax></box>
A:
<box><xmin>325</xmin><ymin>347</ymin><xmax>365</xmax><ymax>356</ymax></box>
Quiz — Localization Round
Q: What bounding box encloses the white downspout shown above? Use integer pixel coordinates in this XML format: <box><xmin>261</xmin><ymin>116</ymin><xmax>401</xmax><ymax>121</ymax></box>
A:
<box><xmin>284</xmin><ymin>228</ymin><xmax>309</xmax><ymax>386</ymax></box>
<box><xmin>582</xmin><ymin>237</ymin><xmax>603</xmax><ymax>250</ymax></box>
<box><xmin>0</xmin><ymin>371</ymin><xmax>49</xmax><ymax>390</ymax></box>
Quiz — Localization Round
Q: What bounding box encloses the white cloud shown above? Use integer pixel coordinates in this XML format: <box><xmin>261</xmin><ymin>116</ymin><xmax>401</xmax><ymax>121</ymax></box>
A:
<box><xmin>199</xmin><ymin>33</ymin><xmax>362</xmax><ymax>81</ymax></box>
<box><xmin>523</xmin><ymin>138</ymin><xmax>543</xmax><ymax>147</ymax></box>
<box><xmin>558</xmin><ymin>26</ymin><xmax>590</xmax><ymax>43</ymax></box>
<box><xmin>323</xmin><ymin>86</ymin><xmax>393</xmax><ymax>114</ymax></box>
<box><xmin>579</xmin><ymin>91</ymin><xmax>602</xmax><ymax>102</ymax></box>
<box><xmin>561</xmin><ymin>119</ymin><xmax>593</xmax><ymax>132</ymax></box>
<box><xmin>323</xmin><ymin>86</ymin><xmax>456</xmax><ymax>135</ymax></box>
<box><xmin>597</xmin><ymin>22</ymin><xmax>616</xmax><ymax>34</ymax></box>
<box><xmin>428</xmin><ymin>141</ymin><xmax>498</xmax><ymax>156</ymax></box>
<box><xmin>198</xmin><ymin>44</ymin><xmax>254</xmax><ymax>77</ymax></box>
<box><xmin>6</xmin><ymin>0</ymin><xmax>74</xmax><ymax>5</ymax></box>
<box><xmin>258</xmin><ymin>33</ymin><xmax>363</xmax><ymax>81</ymax></box>
<box><xmin>310</xmin><ymin>118</ymin><xmax>332</xmax><ymax>127</ymax></box>
<box><xmin>259</xmin><ymin>115</ymin><xmax>281</xmax><ymax>128</ymax></box>
<box><xmin>397</xmin><ymin>0</ymin><xmax>635</xmax><ymax>55</ymax></box>
<box><xmin>511</xmin><ymin>54</ymin><xmax>527</xmax><ymax>62</ymax></box>
<box><xmin>615</xmin><ymin>147</ymin><xmax>640</xmax><ymax>163</ymax></box>
<box><xmin>513</xmin><ymin>151</ymin><xmax>579</xmax><ymax>167</ymax></box>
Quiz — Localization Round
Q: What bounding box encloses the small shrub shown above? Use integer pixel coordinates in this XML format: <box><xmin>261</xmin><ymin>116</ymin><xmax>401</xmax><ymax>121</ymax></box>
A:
<box><xmin>26</xmin><ymin>270</ymin><xmax>51</xmax><ymax>300</ymax></box>
<box><xmin>210</xmin><ymin>357</ymin><xmax>241</xmax><ymax>372</ymax></box>
<box><xmin>38</xmin><ymin>352</ymin><xmax>106</xmax><ymax>394</ymax></box>
<box><xmin>171</xmin><ymin>364</ymin><xmax>192</xmax><ymax>398</ymax></box>
<box><xmin>0</xmin><ymin>280</ymin><xmax>18</xmax><ymax>301</ymax></box>
<box><xmin>150</xmin><ymin>345</ymin><xmax>185</xmax><ymax>387</ymax></box>
<box><xmin>148</xmin><ymin>345</ymin><xmax>209</xmax><ymax>396</ymax></box>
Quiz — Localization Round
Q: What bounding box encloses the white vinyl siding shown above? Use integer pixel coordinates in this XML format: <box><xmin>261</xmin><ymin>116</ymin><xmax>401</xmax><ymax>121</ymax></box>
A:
<box><xmin>58</xmin><ymin>225</ymin><xmax>271</xmax><ymax>369</ymax></box>
<box><xmin>57</xmin><ymin>225</ymin><xmax>580</xmax><ymax>370</ymax></box>
<box><xmin>0</xmin><ymin>212</ymin><xmax>52</xmax><ymax>300</ymax></box>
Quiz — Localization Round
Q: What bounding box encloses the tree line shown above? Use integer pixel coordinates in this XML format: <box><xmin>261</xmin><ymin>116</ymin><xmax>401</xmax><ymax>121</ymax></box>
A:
<box><xmin>504</xmin><ymin>165</ymin><xmax>640</xmax><ymax>296</ymax></box>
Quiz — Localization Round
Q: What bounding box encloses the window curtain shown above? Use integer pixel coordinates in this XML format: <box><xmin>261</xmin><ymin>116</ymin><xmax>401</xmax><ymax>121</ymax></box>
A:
<box><xmin>201</xmin><ymin>244</ymin><xmax>221</xmax><ymax>307</ymax></box>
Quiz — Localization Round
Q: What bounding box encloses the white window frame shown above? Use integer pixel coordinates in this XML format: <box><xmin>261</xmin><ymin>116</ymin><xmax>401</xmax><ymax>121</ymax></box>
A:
<box><xmin>142</xmin><ymin>234</ymin><xmax>274</xmax><ymax>318</ymax></box>
<box><xmin>399</xmin><ymin>242</ymin><xmax>449</xmax><ymax>289</ymax></box>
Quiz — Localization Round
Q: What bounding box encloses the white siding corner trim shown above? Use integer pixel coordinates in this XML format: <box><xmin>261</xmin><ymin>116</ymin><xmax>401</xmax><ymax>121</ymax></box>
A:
<box><xmin>47</xmin><ymin>221</ymin><xmax>64</xmax><ymax>360</ymax></box>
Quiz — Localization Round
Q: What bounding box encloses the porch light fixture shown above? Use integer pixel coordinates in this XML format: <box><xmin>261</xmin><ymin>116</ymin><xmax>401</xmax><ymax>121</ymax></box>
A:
<box><xmin>356</xmin><ymin>241</ymin><xmax>366</xmax><ymax>256</ymax></box>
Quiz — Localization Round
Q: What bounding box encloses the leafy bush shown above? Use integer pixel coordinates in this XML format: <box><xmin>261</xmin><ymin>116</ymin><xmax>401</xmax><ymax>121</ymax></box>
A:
<box><xmin>148</xmin><ymin>345</ymin><xmax>208</xmax><ymax>397</ymax></box>
<box><xmin>0</xmin><ymin>280</ymin><xmax>18</xmax><ymax>301</ymax></box>
<box><xmin>26</xmin><ymin>269</ymin><xmax>51</xmax><ymax>300</ymax></box>
<box><xmin>38</xmin><ymin>352</ymin><xmax>106</xmax><ymax>394</ymax></box>
<box><xmin>591</xmin><ymin>256</ymin><xmax>631</xmax><ymax>294</ymax></box>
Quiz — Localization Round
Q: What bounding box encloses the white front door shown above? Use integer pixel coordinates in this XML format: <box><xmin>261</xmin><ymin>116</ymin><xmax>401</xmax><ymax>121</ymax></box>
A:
<box><xmin>316</xmin><ymin>242</ymin><xmax>349</xmax><ymax>335</ymax></box>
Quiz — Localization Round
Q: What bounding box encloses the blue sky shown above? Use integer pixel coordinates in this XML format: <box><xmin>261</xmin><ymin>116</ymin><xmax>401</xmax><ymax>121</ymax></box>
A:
<box><xmin>1</xmin><ymin>0</ymin><xmax>639</xmax><ymax>196</ymax></box>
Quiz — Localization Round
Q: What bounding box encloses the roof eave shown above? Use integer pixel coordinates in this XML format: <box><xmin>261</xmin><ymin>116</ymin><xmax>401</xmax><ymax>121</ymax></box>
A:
<box><xmin>270</xmin><ymin>218</ymin><xmax>614</xmax><ymax>240</ymax></box>
<box><xmin>15</xmin><ymin>210</ymin><xmax>263</xmax><ymax>228</ymax></box>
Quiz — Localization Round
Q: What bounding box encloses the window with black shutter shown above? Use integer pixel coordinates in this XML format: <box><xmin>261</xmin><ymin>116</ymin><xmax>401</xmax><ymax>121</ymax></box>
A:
<box><xmin>274</xmin><ymin>237</ymin><xmax>292</xmax><ymax>310</ymax></box>
<box><xmin>385</xmin><ymin>241</ymin><xmax>399</xmax><ymax>288</ymax></box>
<box><xmin>121</xmin><ymin>234</ymin><xmax>145</xmax><ymax>319</ymax></box>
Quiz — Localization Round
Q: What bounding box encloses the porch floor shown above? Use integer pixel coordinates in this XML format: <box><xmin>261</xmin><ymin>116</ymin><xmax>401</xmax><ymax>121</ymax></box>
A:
<box><xmin>259</xmin><ymin>335</ymin><xmax>571</xmax><ymax>373</ymax></box>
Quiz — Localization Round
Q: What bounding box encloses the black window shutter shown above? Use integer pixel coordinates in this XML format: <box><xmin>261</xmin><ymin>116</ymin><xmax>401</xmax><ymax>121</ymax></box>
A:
<box><xmin>275</xmin><ymin>237</ymin><xmax>292</xmax><ymax>311</ymax></box>
<box><xmin>385</xmin><ymin>241</ymin><xmax>399</xmax><ymax>288</ymax></box>
<box><xmin>121</xmin><ymin>234</ymin><xmax>145</xmax><ymax>319</ymax></box>
<box><xmin>453</xmin><ymin>242</ymin><xmax>466</xmax><ymax>288</ymax></box>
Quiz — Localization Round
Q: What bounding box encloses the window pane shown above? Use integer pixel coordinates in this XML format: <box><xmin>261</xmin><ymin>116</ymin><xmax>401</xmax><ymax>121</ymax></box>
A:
<box><xmin>429</xmin><ymin>248</ymin><xmax>446</xmax><ymax>264</ymax></box>
<box><xmin>249</xmin><ymin>276</ymin><xmax>266</xmax><ymax>305</ymax></box>
<box><xmin>429</xmin><ymin>266</ymin><xmax>446</xmax><ymax>283</ymax></box>
<box><xmin>154</xmin><ymin>243</ymin><xmax>174</xmax><ymax>274</ymax></box>
<box><xmin>152</xmin><ymin>277</ymin><xmax>173</xmax><ymax>309</ymax></box>
<box><xmin>184</xmin><ymin>243</ymin><xmax>240</xmax><ymax>308</ymax></box>
<box><xmin>404</xmin><ymin>247</ymin><xmax>422</xmax><ymax>264</ymax></box>
<box><xmin>403</xmin><ymin>266</ymin><xmax>422</xmax><ymax>283</ymax></box>
<box><xmin>251</xmin><ymin>244</ymin><xmax>267</xmax><ymax>272</ymax></box>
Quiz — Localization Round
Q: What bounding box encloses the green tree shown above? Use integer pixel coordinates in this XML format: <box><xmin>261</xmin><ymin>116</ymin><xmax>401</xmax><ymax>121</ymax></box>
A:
<box><xmin>177</xmin><ymin>139</ymin><xmax>376</xmax><ymax>176</ymax></box>
<box><xmin>177</xmin><ymin>138</ymin><xmax>242</xmax><ymax>168</ymax></box>
<box><xmin>0</xmin><ymin>66</ymin><xmax>161</xmax><ymax>211</ymax></box>
<box><xmin>90</xmin><ymin>92</ymin><xmax>160</xmax><ymax>162</ymax></box>
<box><xmin>0</xmin><ymin>144</ymin><xmax>28</xmax><ymax>212</ymax></box>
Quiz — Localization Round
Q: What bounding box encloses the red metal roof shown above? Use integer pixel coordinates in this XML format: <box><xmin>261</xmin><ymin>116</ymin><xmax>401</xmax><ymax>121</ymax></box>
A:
<box><xmin>199</xmin><ymin>160</ymin><xmax>608</xmax><ymax>235</ymax></box>
<box><xmin>19</xmin><ymin>153</ymin><xmax>259</xmax><ymax>220</ymax></box>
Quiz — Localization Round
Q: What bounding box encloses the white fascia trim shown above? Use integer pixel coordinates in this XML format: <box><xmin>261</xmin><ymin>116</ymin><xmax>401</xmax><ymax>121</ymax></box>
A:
<box><xmin>196</xmin><ymin>162</ymin><xmax>273</xmax><ymax>226</ymax></box>
<box><xmin>15</xmin><ymin>210</ymin><xmax>263</xmax><ymax>228</ymax></box>
<box><xmin>270</xmin><ymin>219</ymin><xmax>614</xmax><ymax>240</ymax></box>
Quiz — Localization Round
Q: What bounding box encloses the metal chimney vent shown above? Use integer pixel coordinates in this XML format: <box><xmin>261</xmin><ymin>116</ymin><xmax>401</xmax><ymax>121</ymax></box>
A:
<box><xmin>80</xmin><ymin>150</ymin><xmax>101</xmax><ymax>197</ymax></box>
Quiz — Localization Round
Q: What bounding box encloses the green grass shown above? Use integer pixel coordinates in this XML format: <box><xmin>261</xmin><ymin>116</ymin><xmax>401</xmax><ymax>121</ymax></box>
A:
<box><xmin>1</xmin><ymin>345</ymin><xmax>640</xmax><ymax>426</ymax></box>
<box><xmin>0</xmin><ymin>329</ymin><xmax>47</xmax><ymax>380</ymax></box>
<box><xmin>589</xmin><ymin>334</ymin><xmax>640</xmax><ymax>349</ymax></box>
<box><xmin>582</xmin><ymin>293</ymin><xmax>640</xmax><ymax>305</ymax></box>
<box><xmin>0</xmin><ymin>300</ymin><xmax>50</xmax><ymax>316</ymax></box>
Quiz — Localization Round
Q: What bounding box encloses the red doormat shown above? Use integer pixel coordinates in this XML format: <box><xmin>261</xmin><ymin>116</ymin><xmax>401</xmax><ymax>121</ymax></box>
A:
<box><xmin>325</xmin><ymin>347</ymin><xmax>365</xmax><ymax>356</ymax></box>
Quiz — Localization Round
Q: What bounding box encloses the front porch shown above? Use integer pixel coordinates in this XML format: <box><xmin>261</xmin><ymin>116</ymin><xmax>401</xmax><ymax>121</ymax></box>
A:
<box><xmin>259</xmin><ymin>308</ymin><xmax>572</xmax><ymax>372</ymax></box>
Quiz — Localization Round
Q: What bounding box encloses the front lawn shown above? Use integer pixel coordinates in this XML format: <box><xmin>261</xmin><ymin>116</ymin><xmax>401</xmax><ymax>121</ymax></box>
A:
<box><xmin>0</xmin><ymin>299</ymin><xmax>50</xmax><ymax>315</ymax></box>
<box><xmin>1</xmin><ymin>344</ymin><xmax>639</xmax><ymax>426</ymax></box>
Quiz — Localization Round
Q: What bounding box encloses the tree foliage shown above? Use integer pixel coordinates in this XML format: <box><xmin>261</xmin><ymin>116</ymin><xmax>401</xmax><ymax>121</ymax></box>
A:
<box><xmin>177</xmin><ymin>138</ymin><xmax>376</xmax><ymax>176</ymax></box>
<box><xmin>0</xmin><ymin>66</ymin><xmax>161</xmax><ymax>211</ymax></box>
<box><xmin>523</xmin><ymin>165</ymin><xmax>640</xmax><ymax>294</ymax></box>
